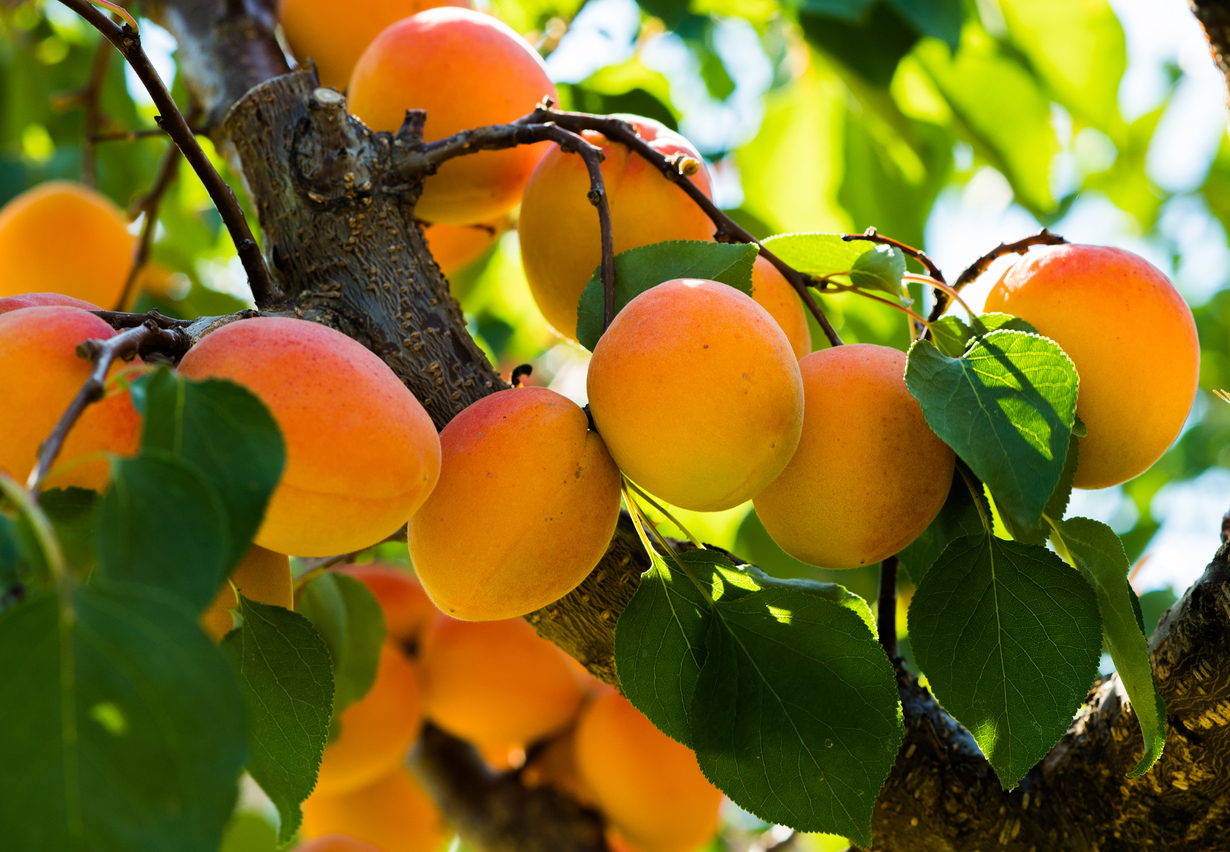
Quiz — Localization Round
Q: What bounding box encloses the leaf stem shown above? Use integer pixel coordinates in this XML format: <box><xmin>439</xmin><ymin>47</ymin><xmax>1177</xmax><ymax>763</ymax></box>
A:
<box><xmin>0</xmin><ymin>474</ymin><xmax>69</xmax><ymax>587</ymax></box>
<box><xmin>957</xmin><ymin>463</ymin><xmax>993</xmax><ymax>535</ymax></box>
<box><xmin>622</xmin><ymin>480</ymin><xmax>704</xmax><ymax>550</ymax></box>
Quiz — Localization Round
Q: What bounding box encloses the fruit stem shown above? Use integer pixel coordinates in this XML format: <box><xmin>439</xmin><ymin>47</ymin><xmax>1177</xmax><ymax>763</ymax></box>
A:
<box><xmin>957</xmin><ymin>463</ymin><xmax>993</xmax><ymax>534</ymax></box>
<box><xmin>904</xmin><ymin>274</ymin><xmax>977</xmax><ymax>321</ymax></box>
<box><xmin>822</xmin><ymin>280</ymin><xmax>933</xmax><ymax>331</ymax></box>
<box><xmin>623</xmin><ymin>479</ymin><xmax>704</xmax><ymax>550</ymax></box>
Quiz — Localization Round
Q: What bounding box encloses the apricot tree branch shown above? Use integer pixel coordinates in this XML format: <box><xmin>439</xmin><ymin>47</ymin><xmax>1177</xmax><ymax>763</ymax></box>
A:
<box><xmin>929</xmin><ymin>229</ymin><xmax>1068</xmax><ymax>322</ymax></box>
<box><xmin>842</xmin><ymin>228</ymin><xmax>947</xmax><ymax>285</ymax></box>
<box><xmin>58</xmin><ymin>0</ymin><xmax>284</xmax><ymax>310</ymax></box>
<box><xmin>114</xmin><ymin>133</ymin><xmax>186</xmax><ymax>310</ymax></box>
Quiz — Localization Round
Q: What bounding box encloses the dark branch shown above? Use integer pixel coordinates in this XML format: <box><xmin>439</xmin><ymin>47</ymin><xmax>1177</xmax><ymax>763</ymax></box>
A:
<box><xmin>929</xmin><ymin>229</ymin><xmax>1067</xmax><ymax>322</ymax></box>
<box><xmin>114</xmin><ymin>133</ymin><xmax>187</xmax><ymax>310</ymax></box>
<box><xmin>877</xmin><ymin>555</ymin><xmax>898</xmax><ymax>659</ymax></box>
<box><xmin>58</xmin><ymin>0</ymin><xmax>284</xmax><ymax>310</ymax></box>
<box><xmin>1190</xmin><ymin>0</ymin><xmax>1230</xmax><ymax>105</ymax></box>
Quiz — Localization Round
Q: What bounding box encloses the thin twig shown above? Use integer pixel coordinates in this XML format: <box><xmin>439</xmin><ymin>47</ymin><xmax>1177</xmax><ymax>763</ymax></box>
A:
<box><xmin>114</xmin><ymin>137</ymin><xmax>186</xmax><ymax>310</ymax></box>
<box><xmin>27</xmin><ymin>321</ymin><xmax>189</xmax><ymax>495</ymax></box>
<box><xmin>78</xmin><ymin>37</ymin><xmax>113</xmax><ymax>188</ymax></box>
<box><xmin>931</xmin><ymin>229</ymin><xmax>1068</xmax><ymax>322</ymax></box>
<box><xmin>59</xmin><ymin>0</ymin><xmax>284</xmax><ymax>309</ymax></box>
<box><xmin>877</xmin><ymin>555</ymin><xmax>899</xmax><ymax>659</ymax></box>
<box><xmin>842</xmin><ymin>228</ymin><xmax>947</xmax><ymax>286</ymax></box>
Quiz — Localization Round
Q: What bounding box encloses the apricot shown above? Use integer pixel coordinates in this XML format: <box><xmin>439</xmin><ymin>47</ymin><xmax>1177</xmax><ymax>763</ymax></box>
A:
<box><xmin>335</xmin><ymin>563</ymin><xmax>438</xmax><ymax>645</ymax></box>
<box><xmin>519</xmin><ymin>115</ymin><xmax>715</xmax><ymax>339</ymax></box>
<box><xmin>177</xmin><ymin>317</ymin><xmax>441</xmax><ymax>557</ymax></box>
<box><xmin>302</xmin><ymin>767</ymin><xmax>444</xmax><ymax>852</ymax></box>
<box><xmin>294</xmin><ymin>835</ymin><xmax>381</xmax><ymax>852</ymax></box>
<box><xmin>407</xmin><ymin>386</ymin><xmax>621</xmax><ymax>620</ymax></box>
<box><xmin>347</xmin><ymin>8</ymin><xmax>557</xmax><ymax>225</ymax></box>
<box><xmin>586</xmin><ymin>278</ymin><xmax>804</xmax><ymax>512</ymax></box>
<box><xmin>753</xmin><ymin>344</ymin><xmax>956</xmax><ymax>569</ymax></box>
<box><xmin>314</xmin><ymin>641</ymin><xmax>423</xmax><ymax>796</ymax></box>
<box><xmin>418</xmin><ymin>615</ymin><xmax>586</xmax><ymax>746</ymax></box>
<box><xmin>424</xmin><ymin>219</ymin><xmax>503</xmax><ymax>278</ymax></box>
<box><xmin>522</xmin><ymin>723</ymin><xmax>597</xmax><ymax>807</ymax></box>
<box><xmin>0</xmin><ymin>181</ymin><xmax>133</xmax><ymax>307</ymax></box>
<box><xmin>575</xmin><ymin>691</ymin><xmax>722</xmax><ymax>852</ymax></box>
<box><xmin>200</xmin><ymin>545</ymin><xmax>294</xmax><ymax>641</ymax></box>
<box><xmin>984</xmin><ymin>244</ymin><xmax>1200</xmax><ymax>489</ymax></box>
<box><xmin>0</xmin><ymin>293</ymin><xmax>100</xmax><ymax>315</ymax></box>
<box><xmin>0</xmin><ymin>306</ymin><xmax>142</xmax><ymax>491</ymax></box>
<box><xmin>279</xmin><ymin>0</ymin><xmax>473</xmax><ymax>90</ymax></box>
<box><xmin>751</xmin><ymin>256</ymin><xmax>811</xmax><ymax>358</ymax></box>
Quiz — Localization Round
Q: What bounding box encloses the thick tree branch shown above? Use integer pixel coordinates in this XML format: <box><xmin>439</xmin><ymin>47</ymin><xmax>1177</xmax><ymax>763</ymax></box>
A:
<box><xmin>1192</xmin><ymin>0</ymin><xmax>1230</xmax><ymax>103</ymax></box>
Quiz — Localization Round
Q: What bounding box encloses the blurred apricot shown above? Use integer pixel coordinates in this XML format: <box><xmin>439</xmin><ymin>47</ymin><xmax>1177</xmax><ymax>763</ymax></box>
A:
<box><xmin>0</xmin><ymin>293</ymin><xmax>100</xmax><ymax>315</ymax></box>
<box><xmin>294</xmin><ymin>834</ymin><xmax>381</xmax><ymax>852</ymax></box>
<box><xmin>519</xmin><ymin>115</ymin><xmax>715</xmax><ymax>339</ymax></box>
<box><xmin>279</xmin><ymin>0</ymin><xmax>474</xmax><ymax>90</ymax></box>
<box><xmin>418</xmin><ymin>616</ymin><xmax>585</xmax><ymax>746</ymax></box>
<box><xmin>200</xmin><ymin>545</ymin><xmax>294</xmax><ymax>641</ymax></box>
<box><xmin>522</xmin><ymin>723</ymin><xmax>597</xmax><ymax>807</ymax></box>
<box><xmin>984</xmin><ymin>244</ymin><xmax>1199</xmax><ymax>489</ymax></box>
<box><xmin>302</xmin><ymin>767</ymin><xmax>444</xmax><ymax>852</ymax></box>
<box><xmin>424</xmin><ymin>219</ymin><xmax>503</xmax><ymax>279</ymax></box>
<box><xmin>314</xmin><ymin>641</ymin><xmax>423</xmax><ymax>796</ymax></box>
<box><xmin>177</xmin><ymin>317</ymin><xmax>441</xmax><ymax>557</ymax></box>
<box><xmin>575</xmin><ymin>692</ymin><xmax>721</xmax><ymax>852</ymax></box>
<box><xmin>753</xmin><ymin>344</ymin><xmax>955</xmax><ymax>569</ymax></box>
<box><xmin>0</xmin><ymin>306</ymin><xmax>142</xmax><ymax>491</ymax></box>
<box><xmin>751</xmin><ymin>256</ymin><xmax>810</xmax><ymax>358</ymax></box>
<box><xmin>408</xmin><ymin>387</ymin><xmax>621</xmax><ymax>621</ymax></box>
<box><xmin>348</xmin><ymin>8</ymin><xmax>557</xmax><ymax>225</ymax></box>
<box><xmin>587</xmin><ymin>278</ymin><xmax>804</xmax><ymax>512</ymax></box>
<box><xmin>335</xmin><ymin>563</ymin><xmax>438</xmax><ymax>645</ymax></box>
<box><xmin>0</xmin><ymin>181</ymin><xmax>133</xmax><ymax>307</ymax></box>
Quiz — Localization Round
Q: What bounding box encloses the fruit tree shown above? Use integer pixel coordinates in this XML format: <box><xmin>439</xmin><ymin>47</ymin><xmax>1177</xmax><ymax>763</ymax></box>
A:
<box><xmin>2</xmin><ymin>1</ymin><xmax>1230</xmax><ymax>851</ymax></box>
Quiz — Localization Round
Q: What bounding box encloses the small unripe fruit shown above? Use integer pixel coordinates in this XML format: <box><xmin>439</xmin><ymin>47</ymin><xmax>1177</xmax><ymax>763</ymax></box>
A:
<box><xmin>0</xmin><ymin>182</ymin><xmax>134</xmax><ymax>308</ymax></box>
<box><xmin>751</xmin><ymin>256</ymin><xmax>811</xmax><ymax>359</ymax></box>
<box><xmin>587</xmin><ymin>278</ymin><xmax>804</xmax><ymax>512</ymax></box>
<box><xmin>408</xmin><ymin>387</ymin><xmax>621</xmax><ymax>621</ymax></box>
<box><xmin>302</xmin><ymin>767</ymin><xmax>444</xmax><ymax>852</ymax></box>
<box><xmin>753</xmin><ymin>344</ymin><xmax>955</xmax><ymax>569</ymax></box>
<box><xmin>335</xmin><ymin>563</ymin><xmax>438</xmax><ymax>645</ymax></box>
<box><xmin>984</xmin><ymin>244</ymin><xmax>1199</xmax><ymax>489</ymax></box>
<box><xmin>177</xmin><ymin>317</ymin><xmax>441</xmax><ymax>557</ymax></box>
<box><xmin>575</xmin><ymin>691</ymin><xmax>722</xmax><ymax>852</ymax></box>
<box><xmin>200</xmin><ymin>545</ymin><xmax>293</xmax><ymax>641</ymax></box>
<box><xmin>314</xmin><ymin>641</ymin><xmax>423</xmax><ymax>796</ymax></box>
<box><xmin>519</xmin><ymin>115</ymin><xmax>715</xmax><ymax>339</ymax></box>
<box><xmin>0</xmin><ymin>306</ymin><xmax>142</xmax><ymax>491</ymax></box>
<box><xmin>418</xmin><ymin>615</ymin><xmax>586</xmax><ymax>747</ymax></box>
<box><xmin>347</xmin><ymin>9</ymin><xmax>557</xmax><ymax>225</ymax></box>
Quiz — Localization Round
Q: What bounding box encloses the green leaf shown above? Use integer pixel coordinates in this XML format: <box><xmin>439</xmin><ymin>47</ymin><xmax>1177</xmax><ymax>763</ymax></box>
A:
<box><xmin>575</xmin><ymin>240</ymin><xmax>757</xmax><ymax>350</ymax></box>
<box><xmin>907</xmin><ymin>534</ymin><xmax>1102</xmax><ymax>786</ymax></box>
<box><xmin>762</xmin><ymin>233</ymin><xmax>904</xmax><ymax>296</ymax></box>
<box><xmin>222</xmin><ymin>595</ymin><xmax>334</xmax><ymax>841</ymax></box>
<box><xmin>39</xmin><ymin>488</ymin><xmax>100</xmax><ymax>577</ymax></box>
<box><xmin>799</xmin><ymin>4</ymin><xmax>921</xmax><ymax>86</ymax></box>
<box><xmin>997</xmin><ymin>433</ymin><xmax>1079</xmax><ymax>546</ymax></box>
<box><xmin>886</xmin><ymin>0</ymin><xmax>963</xmax><ymax>51</ymax></box>
<box><xmin>614</xmin><ymin>547</ymin><xmax>712</xmax><ymax>747</ymax></box>
<box><xmin>0</xmin><ymin>580</ymin><xmax>248</xmax><ymax>852</ymax></box>
<box><xmin>1053</xmin><ymin>518</ymin><xmax>1166</xmax><ymax>777</ymax></box>
<box><xmin>904</xmin><ymin>330</ymin><xmax>1078</xmax><ymax>531</ymax></box>
<box><xmin>930</xmin><ymin>313</ymin><xmax>1040</xmax><ymax>358</ymax></box>
<box><xmin>850</xmin><ymin>244</ymin><xmax>907</xmax><ymax>296</ymax></box>
<box><xmin>896</xmin><ymin>468</ymin><xmax>986</xmax><ymax>584</ymax></box>
<box><xmin>297</xmin><ymin>572</ymin><xmax>386</xmax><ymax>714</ymax></box>
<box><xmin>1136</xmin><ymin>588</ymin><xmax>1178</xmax><ymax>640</ymax></box>
<box><xmin>96</xmin><ymin>452</ymin><xmax>231</xmax><ymax>613</ymax></box>
<box><xmin>133</xmin><ymin>368</ymin><xmax>285</xmax><ymax>573</ymax></box>
<box><xmin>688</xmin><ymin>557</ymin><xmax>902</xmax><ymax>846</ymax></box>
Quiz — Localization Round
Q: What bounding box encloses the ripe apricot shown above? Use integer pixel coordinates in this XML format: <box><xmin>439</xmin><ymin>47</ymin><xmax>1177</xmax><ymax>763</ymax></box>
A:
<box><xmin>0</xmin><ymin>293</ymin><xmax>100</xmax><ymax>315</ymax></box>
<box><xmin>519</xmin><ymin>115</ymin><xmax>715</xmax><ymax>339</ymax></box>
<box><xmin>0</xmin><ymin>306</ymin><xmax>142</xmax><ymax>491</ymax></box>
<box><xmin>200</xmin><ymin>545</ymin><xmax>294</xmax><ymax>641</ymax></box>
<box><xmin>302</xmin><ymin>767</ymin><xmax>444</xmax><ymax>852</ymax></box>
<box><xmin>294</xmin><ymin>835</ymin><xmax>381</xmax><ymax>852</ymax></box>
<box><xmin>407</xmin><ymin>387</ymin><xmax>621</xmax><ymax>620</ymax></box>
<box><xmin>587</xmin><ymin>278</ymin><xmax>804</xmax><ymax>512</ymax></box>
<box><xmin>278</xmin><ymin>0</ymin><xmax>473</xmax><ymax>90</ymax></box>
<box><xmin>177</xmin><ymin>317</ymin><xmax>441</xmax><ymax>557</ymax></box>
<box><xmin>575</xmin><ymin>691</ymin><xmax>722</xmax><ymax>852</ymax></box>
<box><xmin>347</xmin><ymin>9</ymin><xmax>557</xmax><ymax>225</ymax></box>
<box><xmin>751</xmin><ymin>256</ymin><xmax>811</xmax><ymax>358</ymax></box>
<box><xmin>753</xmin><ymin>344</ymin><xmax>955</xmax><ymax>569</ymax></box>
<box><xmin>984</xmin><ymin>244</ymin><xmax>1200</xmax><ymax>489</ymax></box>
<box><xmin>335</xmin><ymin>563</ymin><xmax>437</xmax><ymax>645</ymax></box>
<box><xmin>0</xmin><ymin>182</ymin><xmax>133</xmax><ymax>307</ymax></box>
<box><xmin>424</xmin><ymin>220</ymin><xmax>503</xmax><ymax>278</ymax></box>
<box><xmin>418</xmin><ymin>615</ymin><xmax>586</xmax><ymax>746</ymax></box>
<box><xmin>315</xmin><ymin>641</ymin><xmax>423</xmax><ymax>796</ymax></box>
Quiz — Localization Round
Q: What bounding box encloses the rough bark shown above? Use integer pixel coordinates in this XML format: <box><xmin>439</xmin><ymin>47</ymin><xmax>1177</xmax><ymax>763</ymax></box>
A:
<box><xmin>1192</xmin><ymin>0</ymin><xmax>1230</xmax><ymax>105</ymax></box>
<box><xmin>142</xmin><ymin>2</ymin><xmax>1230</xmax><ymax>849</ymax></box>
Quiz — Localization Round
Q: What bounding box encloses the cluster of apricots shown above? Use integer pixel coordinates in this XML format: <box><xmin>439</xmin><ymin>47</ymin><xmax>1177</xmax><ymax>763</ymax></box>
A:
<box><xmin>207</xmin><ymin>557</ymin><xmax>722</xmax><ymax>852</ymax></box>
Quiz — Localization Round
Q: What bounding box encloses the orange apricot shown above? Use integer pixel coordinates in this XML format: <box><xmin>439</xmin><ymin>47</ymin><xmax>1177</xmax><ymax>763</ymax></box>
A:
<box><xmin>522</xmin><ymin>723</ymin><xmax>597</xmax><ymax>807</ymax></box>
<box><xmin>279</xmin><ymin>0</ymin><xmax>473</xmax><ymax>91</ymax></box>
<box><xmin>302</xmin><ymin>767</ymin><xmax>444</xmax><ymax>852</ymax></box>
<box><xmin>177</xmin><ymin>317</ymin><xmax>441</xmax><ymax>557</ymax></box>
<box><xmin>575</xmin><ymin>692</ymin><xmax>722</xmax><ymax>852</ymax></box>
<box><xmin>586</xmin><ymin>278</ymin><xmax>804</xmax><ymax>512</ymax></box>
<box><xmin>314</xmin><ymin>641</ymin><xmax>423</xmax><ymax>796</ymax></box>
<box><xmin>753</xmin><ymin>344</ymin><xmax>955</xmax><ymax>569</ymax></box>
<box><xmin>348</xmin><ymin>8</ymin><xmax>557</xmax><ymax>225</ymax></box>
<box><xmin>0</xmin><ymin>293</ymin><xmax>100</xmax><ymax>315</ymax></box>
<box><xmin>424</xmin><ymin>219</ymin><xmax>503</xmax><ymax>278</ymax></box>
<box><xmin>294</xmin><ymin>835</ymin><xmax>382</xmax><ymax>852</ymax></box>
<box><xmin>0</xmin><ymin>181</ymin><xmax>133</xmax><ymax>307</ymax></box>
<box><xmin>407</xmin><ymin>386</ymin><xmax>621</xmax><ymax>621</ymax></box>
<box><xmin>0</xmin><ymin>306</ymin><xmax>142</xmax><ymax>491</ymax></box>
<box><xmin>200</xmin><ymin>545</ymin><xmax>293</xmax><ymax>641</ymax></box>
<box><xmin>519</xmin><ymin>115</ymin><xmax>715</xmax><ymax>339</ymax></box>
<box><xmin>984</xmin><ymin>244</ymin><xmax>1200</xmax><ymax>489</ymax></box>
<box><xmin>335</xmin><ymin>563</ymin><xmax>438</xmax><ymax>645</ymax></box>
<box><xmin>751</xmin><ymin>256</ymin><xmax>811</xmax><ymax>358</ymax></box>
<box><xmin>418</xmin><ymin>615</ymin><xmax>586</xmax><ymax>746</ymax></box>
